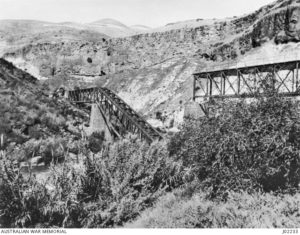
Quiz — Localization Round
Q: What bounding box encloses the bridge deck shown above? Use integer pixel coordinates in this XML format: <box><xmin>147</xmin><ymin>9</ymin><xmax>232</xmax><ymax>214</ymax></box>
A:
<box><xmin>67</xmin><ymin>87</ymin><xmax>163</xmax><ymax>143</ymax></box>
<box><xmin>193</xmin><ymin>60</ymin><xmax>300</xmax><ymax>100</ymax></box>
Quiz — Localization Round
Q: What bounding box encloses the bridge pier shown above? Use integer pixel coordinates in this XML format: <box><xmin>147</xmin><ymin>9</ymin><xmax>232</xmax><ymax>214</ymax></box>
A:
<box><xmin>87</xmin><ymin>103</ymin><xmax>113</xmax><ymax>141</ymax></box>
<box><xmin>184</xmin><ymin>101</ymin><xmax>207</xmax><ymax>119</ymax></box>
<box><xmin>67</xmin><ymin>87</ymin><xmax>163</xmax><ymax>143</ymax></box>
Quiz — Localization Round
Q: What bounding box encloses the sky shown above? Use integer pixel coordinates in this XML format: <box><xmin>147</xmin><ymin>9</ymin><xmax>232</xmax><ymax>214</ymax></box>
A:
<box><xmin>0</xmin><ymin>0</ymin><xmax>275</xmax><ymax>27</ymax></box>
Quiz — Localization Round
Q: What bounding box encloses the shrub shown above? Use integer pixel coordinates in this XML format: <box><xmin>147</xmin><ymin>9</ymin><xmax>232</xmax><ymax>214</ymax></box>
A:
<box><xmin>1</xmin><ymin>136</ymin><xmax>186</xmax><ymax>228</ymax></box>
<box><xmin>169</xmin><ymin>95</ymin><xmax>300</xmax><ymax>197</ymax></box>
<box><xmin>28</xmin><ymin>126</ymin><xmax>43</xmax><ymax>140</ymax></box>
<box><xmin>4</xmin><ymin>139</ymin><xmax>43</xmax><ymax>162</ymax></box>
<box><xmin>40</xmin><ymin>113</ymin><xmax>67</xmax><ymax>133</ymax></box>
<box><xmin>87</xmin><ymin>131</ymin><xmax>105</xmax><ymax>153</ymax></box>
<box><xmin>0</xmin><ymin>159</ymin><xmax>49</xmax><ymax>228</ymax></box>
<box><xmin>126</xmin><ymin>190</ymin><xmax>300</xmax><ymax>228</ymax></box>
<box><xmin>0</xmin><ymin>120</ymin><xmax>11</xmax><ymax>135</ymax></box>
<box><xmin>44</xmin><ymin>163</ymin><xmax>87</xmax><ymax>228</ymax></box>
<box><xmin>23</xmin><ymin>139</ymin><xmax>42</xmax><ymax>160</ymax></box>
<box><xmin>5</xmin><ymin>137</ymin><xmax>68</xmax><ymax>164</ymax></box>
<box><xmin>80</xmin><ymin>135</ymin><xmax>185</xmax><ymax>227</ymax></box>
<box><xmin>40</xmin><ymin>138</ymin><xmax>67</xmax><ymax>165</ymax></box>
<box><xmin>0</xmin><ymin>158</ymin><xmax>87</xmax><ymax>228</ymax></box>
<box><xmin>87</xmin><ymin>57</ymin><xmax>92</xmax><ymax>63</ymax></box>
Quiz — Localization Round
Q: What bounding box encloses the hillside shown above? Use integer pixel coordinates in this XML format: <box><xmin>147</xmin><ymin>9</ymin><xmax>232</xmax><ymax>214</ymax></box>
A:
<box><xmin>0</xmin><ymin>18</ymin><xmax>151</xmax><ymax>56</ymax></box>
<box><xmin>0</xmin><ymin>20</ymin><xmax>109</xmax><ymax>57</ymax></box>
<box><xmin>2</xmin><ymin>0</ymin><xmax>300</xmax><ymax>126</ymax></box>
<box><xmin>2</xmin><ymin>0</ymin><xmax>300</xmax><ymax>229</ymax></box>
<box><xmin>0</xmin><ymin>58</ymin><xmax>89</xmax><ymax>160</ymax></box>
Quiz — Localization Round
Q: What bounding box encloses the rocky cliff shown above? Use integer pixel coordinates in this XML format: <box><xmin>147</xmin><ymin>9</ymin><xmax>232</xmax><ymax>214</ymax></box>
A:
<box><xmin>3</xmin><ymin>0</ymin><xmax>300</xmax><ymax>126</ymax></box>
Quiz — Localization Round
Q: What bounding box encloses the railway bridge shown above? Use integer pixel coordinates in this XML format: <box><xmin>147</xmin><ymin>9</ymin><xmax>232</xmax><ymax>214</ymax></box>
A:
<box><xmin>193</xmin><ymin>59</ymin><xmax>300</xmax><ymax>114</ymax></box>
<box><xmin>66</xmin><ymin>87</ymin><xmax>163</xmax><ymax>143</ymax></box>
<box><xmin>65</xmin><ymin>59</ymin><xmax>300</xmax><ymax>141</ymax></box>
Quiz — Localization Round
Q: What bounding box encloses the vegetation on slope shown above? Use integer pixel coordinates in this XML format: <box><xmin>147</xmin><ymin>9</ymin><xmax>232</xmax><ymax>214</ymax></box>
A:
<box><xmin>169</xmin><ymin>95</ymin><xmax>300</xmax><ymax>197</ymax></box>
<box><xmin>1</xmin><ymin>78</ymin><xmax>300</xmax><ymax>228</ymax></box>
<box><xmin>126</xmin><ymin>93</ymin><xmax>300</xmax><ymax>228</ymax></box>
<box><xmin>0</xmin><ymin>136</ymin><xmax>184</xmax><ymax>228</ymax></box>
<box><xmin>126</xmin><ymin>189</ymin><xmax>300</xmax><ymax>228</ymax></box>
<box><xmin>0</xmin><ymin>58</ymin><xmax>89</xmax><ymax>165</ymax></box>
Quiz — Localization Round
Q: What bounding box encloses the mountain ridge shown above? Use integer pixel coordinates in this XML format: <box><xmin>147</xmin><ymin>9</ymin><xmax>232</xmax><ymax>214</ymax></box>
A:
<box><xmin>2</xmin><ymin>0</ymin><xmax>300</xmax><ymax>128</ymax></box>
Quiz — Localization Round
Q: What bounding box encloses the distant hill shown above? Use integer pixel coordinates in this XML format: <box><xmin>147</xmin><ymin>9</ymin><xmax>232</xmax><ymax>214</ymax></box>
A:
<box><xmin>131</xmin><ymin>25</ymin><xmax>152</xmax><ymax>32</ymax></box>
<box><xmin>0</xmin><ymin>19</ymin><xmax>108</xmax><ymax>56</ymax></box>
<box><xmin>90</xmin><ymin>18</ymin><xmax>128</xmax><ymax>28</ymax></box>
<box><xmin>0</xmin><ymin>18</ymin><xmax>153</xmax><ymax>56</ymax></box>
<box><xmin>87</xmin><ymin>18</ymin><xmax>143</xmax><ymax>37</ymax></box>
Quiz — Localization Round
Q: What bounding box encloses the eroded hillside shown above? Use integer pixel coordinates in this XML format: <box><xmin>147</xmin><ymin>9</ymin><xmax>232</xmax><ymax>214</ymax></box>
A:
<box><xmin>2</xmin><ymin>0</ymin><xmax>300</xmax><ymax>126</ymax></box>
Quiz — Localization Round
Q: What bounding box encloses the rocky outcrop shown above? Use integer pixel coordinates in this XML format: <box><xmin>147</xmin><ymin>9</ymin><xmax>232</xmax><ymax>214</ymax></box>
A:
<box><xmin>275</xmin><ymin>7</ymin><xmax>300</xmax><ymax>43</ymax></box>
<box><xmin>3</xmin><ymin>0</ymin><xmax>300</xmax><ymax>124</ymax></box>
<box><xmin>6</xmin><ymin>1</ymin><xmax>300</xmax><ymax>73</ymax></box>
<box><xmin>3</xmin><ymin>20</ymin><xmax>229</xmax><ymax>78</ymax></box>
<box><xmin>211</xmin><ymin>3</ymin><xmax>300</xmax><ymax>60</ymax></box>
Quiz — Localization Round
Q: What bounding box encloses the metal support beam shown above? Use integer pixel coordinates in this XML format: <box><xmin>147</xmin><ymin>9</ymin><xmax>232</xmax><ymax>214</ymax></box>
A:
<box><xmin>193</xmin><ymin>60</ymin><xmax>300</xmax><ymax>99</ymax></box>
<box><xmin>193</xmin><ymin>76</ymin><xmax>196</xmax><ymax>101</ymax></box>
<box><xmin>67</xmin><ymin>87</ymin><xmax>163</xmax><ymax>143</ymax></box>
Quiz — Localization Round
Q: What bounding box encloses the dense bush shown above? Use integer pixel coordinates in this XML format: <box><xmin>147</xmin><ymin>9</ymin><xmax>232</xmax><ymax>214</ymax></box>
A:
<box><xmin>87</xmin><ymin>131</ymin><xmax>105</xmax><ymax>153</ymax></box>
<box><xmin>80</xmin><ymin>136</ymin><xmax>185</xmax><ymax>227</ymax></box>
<box><xmin>40</xmin><ymin>113</ymin><xmax>67</xmax><ymax>133</ymax></box>
<box><xmin>44</xmin><ymin>163</ymin><xmax>87</xmax><ymax>228</ymax></box>
<box><xmin>169</xmin><ymin>95</ymin><xmax>300</xmax><ymax>197</ymax></box>
<box><xmin>0</xmin><ymin>159</ymin><xmax>49</xmax><ymax>228</ymax></box>
<box><xmin>2</xmin><ymin>85</ymin><xmax>300</xmax><ymax>228</ymax></box>
<box><xmin>126</xmin><ymin>189</ymin><xmax>300</xmax><ymax>228</ymax></box>
<box><xmin>0</xmin><ymin>158</ymin><xmax>87</xmax><ymax>228</ymax></box>
<box><xmin>5</xmin><ymin>137</ymin><xmax>68</xmax><ymax>164</ymax></box>
<box><xmin>0</xmin><ymin>136</ymin><xmax>186</xmax><ymax>228</ymax></box>
<box><xmin>40</xmin><ymin>137</ymin><xmax>67</xmax><ymax>164</ymax></box>
<box><xmin>28</xmin><ymin>126</ymin><xmax>43</xmax><ymax>140</ymax></box>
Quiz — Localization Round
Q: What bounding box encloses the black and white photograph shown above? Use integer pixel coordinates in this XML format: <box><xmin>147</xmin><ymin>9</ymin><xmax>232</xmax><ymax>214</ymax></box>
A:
<box><xmin>0</xmin><ymin>0</ymin><xmax>300</xmax><ymax>231</ymax></box>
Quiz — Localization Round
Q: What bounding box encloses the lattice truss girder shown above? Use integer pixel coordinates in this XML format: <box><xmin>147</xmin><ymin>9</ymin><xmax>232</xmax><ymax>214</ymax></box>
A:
<box><xmin>193</xmin><ymin>61</ymin><xmax>300</xmax><ymax>99</ymax></box>
<box><xmin>68</xmin><ymin>87</ymin><xmax>162</xmax><ymax>143</ymax></box>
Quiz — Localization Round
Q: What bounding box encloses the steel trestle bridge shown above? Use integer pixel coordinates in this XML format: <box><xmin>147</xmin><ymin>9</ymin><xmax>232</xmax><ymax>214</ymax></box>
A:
<box><xmin>67</xmin><ymin>87</ymin><xmax>163</xmax><ymax>143</ymax></box>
